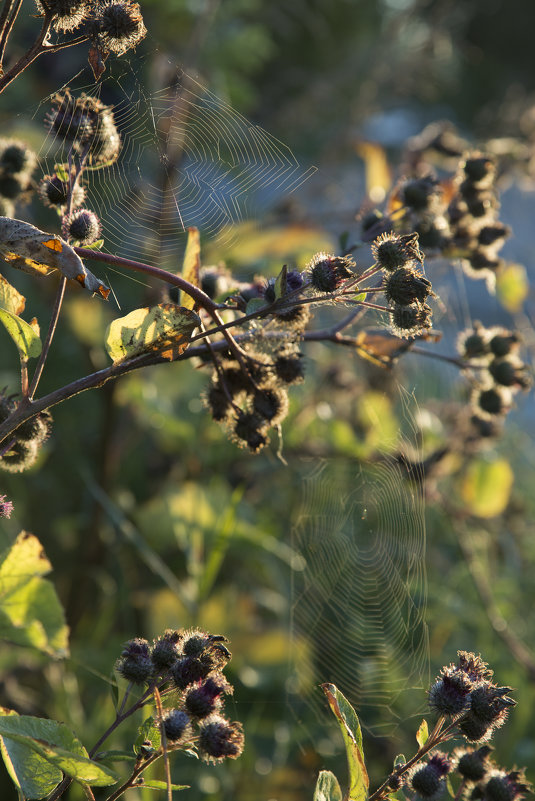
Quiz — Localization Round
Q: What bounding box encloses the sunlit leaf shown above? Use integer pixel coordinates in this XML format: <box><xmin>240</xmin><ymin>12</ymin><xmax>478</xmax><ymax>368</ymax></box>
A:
<box><xmin>0</xmin><ymin>532</ymin><xmax>69</xmax><ymax>657</ymax></box>
<box><xmin>0</xmin><ymin>714</ymin><xmax>119</xmax><ymax>787</ymax></box>
<box><xmin>355</xmin><ymin>141</ymin><xmax>391</xmax><ymax>203</ymax></box>
<box><xmin>0</xmin><ymin>308</ymin><xmax>42</xmax><ymax>360</ymax></box>
<box><xmin>181</xmin><ymin>227</ymin><xmax>201</xmax><ymax>310</ymax></box>
<box><xmin>0</xmin><ymin>708</ymin><xmax>61</xmax><ymax>800</ymax></box>
<box><xmin>416</xmin><ymin>719</ymin><xmax>428</xmax><ymax>748</ymax></box>
<box><xmin>274</xmin><ymin>264</ymin><xmax>288</xmax><ymax>299</ymax></box>
<box><xmin>314</xmin><ymin>770</ymin><xmax>343</xmax><ymax>801</ymax></box>
<box><xmin>0</xmin><ymin>274</ymin><xmax>25</xmax><ymax>315</ymax></box>
<box><xmin>105</xmin><ymin>304</ymin><xmax>200</xmax><ymax>363</ymax></box>
<box><xmin>139</xmin><ymin>780</ymin><xmax>189</xmax><ymax>791</ymax></box>
<box><xmin>496</xmin><ymin>263</ymin><xmax>529</xmax><ymax>312</ymax></box>
<box><xmin>322</xmin><ymin>683</ymin><xmax>369</xmax><ymax>801</ymax></box>
<box><xmin>0</xmin><ymin>217</ymin><xmax>109</xmax><ymax>298</ymax></box>
<box><xmin>134</xmin><ymin>717</ymin><xmax>161</xmax><ymax>754</ymax></box>
<box><xmin>460</xmin><ymin>458</ymin><xmax>514</xmax><ymax>518</ymax></box>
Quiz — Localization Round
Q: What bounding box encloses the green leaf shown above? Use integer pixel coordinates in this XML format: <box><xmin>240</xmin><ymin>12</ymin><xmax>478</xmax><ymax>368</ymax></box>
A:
<box><xmin>180</xmin><ymin>227</ymin><xmax>201</xmax><ymax>310</ymax></box>
<box><xmin>496</xmin><ymin>263</ymin><xmax>529</xmax><ymax>312</ymax></box>
<box><xmin>0</xmin><ymin>715</ymin><xmax>119</xmax><ymax>787</ymax></box>
<box><xmin>0</xmin><ymin>532</ymin><xmax>69</xmax><ymax>657</ymax></box>
<box><xmin>245</xmin><ymin>297</ymin><xmax>267</xmax><ymax>315</ymax></box>
<box><xmin>139</xmin><ymin>780</ymin><xmax>189</xmax><ymax>791</ymax></box>
<box><xmin>0</xmin><ymin>273</ymin><xmax>25</xmax><ymax>315</ymax></box>
<box><xmin>54</xmin><ymin>164</ymin><xmax>69</xmax><ymax>182</ymax></box>
<box><xmin>80</xmin><ymin>238</ymin><xmax>104</xmax><ymax>251</ymax></box>
<box><xmin>134</xmin><ymin>716</ymin><xmax>161</xmax><ymax>755</ymax></box>
<box><xmin>322</xmin><ymin>684</ymin><xmax>369</xmax><ymax>801</ymax></box>
<box><xmin>416</xmin><ymin>719</ymin><xmax>428</xmax><ymax>748</ymax></box>
<box><xmin>105</xmin><ymin>304</ymin><xmax>200</xmax><ymax>363</ymax></box>
<box><xmin>460</xmin><ymin>458</ymin><xmax>514</xmax><ymax>518</ymax></box>
<box><xmin>314</xmin><ymin>770</ymin><xmax>343</xmax><ymax>801</ymax></box>
<box><xmin>273</xmin><ymin>264</ymin><xmax>288</xmax><ymax>299</ymax></box>
<box><xmin>393</xmin><ymin>755</ymin><xmax>406</xmax><ymax>767</ymax></box>
<box><xmin>0</xmin><ymin>708</ymin><xmax>61</xmax><ymax>800</ymax></box>
<box><xmin>0</xmin><ymin>308</ymin><xmax>41</xmax><ymax>360</ymax></box>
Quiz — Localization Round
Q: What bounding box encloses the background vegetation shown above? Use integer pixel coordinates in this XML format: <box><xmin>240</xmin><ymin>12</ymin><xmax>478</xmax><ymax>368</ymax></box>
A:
<box><xmin>0</xmin><ymin>1</ymin><xmax>534</xmax><ymax>799</ymax></box>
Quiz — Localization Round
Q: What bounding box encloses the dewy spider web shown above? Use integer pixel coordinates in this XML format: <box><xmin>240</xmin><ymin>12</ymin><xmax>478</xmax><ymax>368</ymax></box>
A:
<box><xmin>35</xmin><ymin>55</ymin><xmax>317</xmax><ymax>269</ymax></box>
<box><xmin>290</xmin><ymin>389</ymin><xmax>430</xmax><ymax>736</ymax></box>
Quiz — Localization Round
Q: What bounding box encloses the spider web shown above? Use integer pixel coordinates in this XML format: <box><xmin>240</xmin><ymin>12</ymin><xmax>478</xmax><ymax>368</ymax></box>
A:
<box><xmin>35</xmin><ymin>55</ymin><xmax>317</xmax><ymax>270</ymax></box>
<box><xmin>290</xmin><ymin>389</ymin><xmax>430</xmax><ymax>737</ymax></box>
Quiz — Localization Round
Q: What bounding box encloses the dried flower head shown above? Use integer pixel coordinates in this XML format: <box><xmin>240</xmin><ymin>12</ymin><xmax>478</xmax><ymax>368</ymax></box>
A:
<box><xmin>93</xmin><ymin>1</ymin><xmax>147</xmax><ymax>55</ymax></box>
<box><xmin>390</xmin><ymin>302</ymin><xmax>433</xmax><ymax>338</ymax></box>
<box><xmin>38</xmin><ymin>172</ymin><xmax>86</xmax><ymax>209</ymax></box>
<box><xmin>62</xmin><ymin>208</ymin><xmax>101</xmax><ymax>245</ymax></box>
<box><xmin>115</xmin><ymin>637</ymin><xmax>154</xmax><ymax>684</ymax></box>
<box><xmin>453</xmin><ymin>745</ymin><xmax>494</xmax><ymax>782</ymax></box>
<box><xmin>162</xmin><ymin>709</ymin><xmax>191</xmax><ymax>743</ymax></box>
<box><xmin>307</xmin><ymin>253</ymin><xmax>354</xmax><ymax>292</ymax></box>
<box><xmin>35</xmin><ymin>0</ymin><xmax>90</xmax><ymax>32</ymax></box>
<box><xmin>383</xmin><ymin>266</ymin><xmax>433</xmax><ymax>306</ymax></box>
<box><xmin>46</xmin><ymin>91</ymin><xmax>121</xmax><ymax>166</ymax></box>
<box><xmin>198</xmin><ymin>715</ymin><xmax>244</xmax><ymax>763</ymax></box>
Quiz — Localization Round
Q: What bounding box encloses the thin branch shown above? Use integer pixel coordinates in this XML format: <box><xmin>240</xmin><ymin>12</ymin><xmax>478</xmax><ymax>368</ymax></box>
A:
<box><xmin>0</xmin><ymin>0</ymin><xmax>21</xmax><ymax>67</ymax></box>
<box><xmin>0</xmin><ymin>12</ymin><xmax>52</xmax><ymax>94</ymax></box>
<box><xmin>28</xmin><ymin>276</ymin><xmax>67</xmax><ymax>399</ymax></box>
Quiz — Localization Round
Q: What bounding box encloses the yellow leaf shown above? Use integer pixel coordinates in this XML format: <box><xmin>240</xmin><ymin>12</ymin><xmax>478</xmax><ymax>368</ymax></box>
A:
<box><xmin>181</xmin><ymin>226</ymin><xmax>201</xmax><ymax>310</ymax></box>
<box><xmin>460</xmin><ymin>458</ymin><xmax>514</xmax><ymax>518</ymax></box>
<box><xmin>105</xmin><ymin>304</ymin><xmax>200</xmax><ymax>363</ymax></box>
<box><xmin>496</xmin><ymin>263</ymin><xmax>529</xmax><ymax>312</ymax></box>
<box><xmin>355</xmin><ymin>141</ymin><xmax>392</xmax><ymax>203</ymax></box>
<box><xmin>0</xmin><ymin>274</ymin><xmax>25</xmax><ymax>315</ymax></box>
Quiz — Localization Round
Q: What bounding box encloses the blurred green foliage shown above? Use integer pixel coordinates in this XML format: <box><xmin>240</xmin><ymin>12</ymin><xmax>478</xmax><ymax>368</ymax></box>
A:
<box><xmin>0</xmin><ymin>1</ymin><xmax>535</xmax><ymax>800</ymax></box>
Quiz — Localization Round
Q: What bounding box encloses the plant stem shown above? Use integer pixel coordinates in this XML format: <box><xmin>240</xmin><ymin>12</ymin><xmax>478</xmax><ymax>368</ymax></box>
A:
<box><xmin>28</xmin><ymin>276</ymin><xmax>67</xmax><ymax>399</ymax></box>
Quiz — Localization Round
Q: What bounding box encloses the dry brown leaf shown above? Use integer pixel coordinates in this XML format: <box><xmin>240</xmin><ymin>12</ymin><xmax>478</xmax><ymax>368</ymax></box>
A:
<box><xmin>0</xmin><ymin>217</ymin><xmax>110</xmax><ymax>299</ymax></box>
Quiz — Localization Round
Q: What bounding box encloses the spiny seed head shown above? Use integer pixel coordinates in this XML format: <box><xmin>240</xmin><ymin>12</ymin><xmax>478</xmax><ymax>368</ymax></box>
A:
<box><xmin>273</xmin><ymin>352</ymin><xmax>305</xmax><ymax>384</ymax></box>
<box><xmin>469</xmin><ymin>684</ymin><xmax>515</xmax><ymax>726</ymax></box>
<box><xmin>116</xmin><ymin>638</ymin><xmax>154</xmax><ymax>684</ymax></box>
<box><xmin>470</xmin><ymin>414</ymin><xmax>502</xmax><ymax>440</ymax></box>
<box><xmin>62</xmin><ymin>208</ymin><xmax>101</xmax><ymax>245</ymax></box>
<box><xmin>383</xmin><ymin>266</ymin><xmax>433</xmax><ymax>306</ymax></box>
<box><xmin>162</xmin><ymin>709</ymin><xmax>191</xmax><ymax>742</ymax></box>
<box><xmin>14</xmin><ymin>410</ymin><xmax>52</xmax><ymax>444</ymax></box>
<box><xmin>38</xmin><ymin>172</ymin><xmax>86</xmax><ymax>208</ymax></box>
<box><xmin>390</xmin><ymin>302</ymin><xmax>432</xmax><ymax>338</ymax></box>
<box><xmin>458</xmin><ymin>714</ymin><xmax>495</xmax><ymax>743</ymax></box>
<box><xmin>488</xmin><ymin>357</ymin><xmax>531</xmax><ymax>391</ymax></box>
<box><xmin>462</xmin><ymin>153</ymin><xmax>496</xmax><ymax>186</ymax></box>
<box><xmin>206</xmin><ymin>383</ymin><xmax>232</xmax><ymax>422</ymax></box>
<box><xmin>307</xmin><ymin>253</ymin><xmax>354</xmax><ymax>292</ymax></box>
<box><xmin>0</xmin><ymin>140</ymin><xmax>37</xmax><ymax>175</ymax></box>
<box><xmin>0</xmin><ymin>494</ymin><xmax>14</xmax><ymax>518</ymax></box>
<box><xmin>184</xmin><ymin>674</ymin><xmax>232</xmax><ymax>719</ymax></box>
<box><xmin>233</xmin><ymin>412</ymin><xmax>268</xmax><ymax>453</ymax></box>
<box><xmin>483</xmin><ymin>771</ymin><xmax>532</xmax><ymax>801</ymax></box>
<box><xmin>151</xmin><ymin>629</ymin><xmax>184</xmax><ymax>671</ymax></box>
<box><xmin>35</xmin><ymin>0</ymin><xmax>90</xmax><ymax>32</ymax></box>
<box><xmin>94</xmin><ymin>1</ymin><xmax>147</xmax><ymax>56</ymax></box>
<box><xmin>488</xmin><ymin>329</ymin><xmax>520</xmax><ymax>358</ymax></box>
<box><xmin>198</xmin><ymin>715</ymin><xmax>244</xmax><ymax>763</ymax></box>
<box><xmin>457</xmin><ymin>325</ymin><xmax>490</xmax><ymax>360</ymax></box>
<box><xmin>252</xmin><ymin>386</ymin><xmax>289</xmax><ymax>425</ymax></box>
<box><xmin>410</xmin><ymin>754</ymin><xmax>450</xmax><ymax>799</ymax></box>
<box><xmin>471</xmin><ymin>386</ymin><xmax>511</xmax><ymax>418</ymax></box>
<box><xmin>477</xmin><ymin>223</ymin><xmax>510</xmax><ymax>248</ymax></box>
<box><xmin>372</xmin><ymin>232</ymin><xmax>411</xmax><ymax>271</ymax></box>
<box><xmin>274</xmin><ymin>302</ymin><xmax>311</xmax><ymax>330</ymax></box>
<box><xmin>454</xmin><ymin>746</ymin><xmax>494</xmax><ymax>782</ymax></box>
<box><xmin>46</xmin><ymin>91</ymin><xmax>121</xmax><ymax>166</ymax></box>
<box><xmin>457</xmin><ymin>651</ymin><xmax>494</xmax><ymax>683</ymax></box>
<box><xmin>0</xmin><ymin>439</ymin><xmax>40</xmax><ymax>473</ymax></box>
<box><xmin>429</xmin><ymin>668</ymin><xmax>473</xmax><ymax>716</ymax></box>
<box><xmin>0</xmin><ymin>174</ymin><xmax>26</xmax><ymax>200</ymax></box>
<box><xmin>400</xmin><ymin>174</ymin><xmax>439</xmax><ymax>211</ymax></box>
